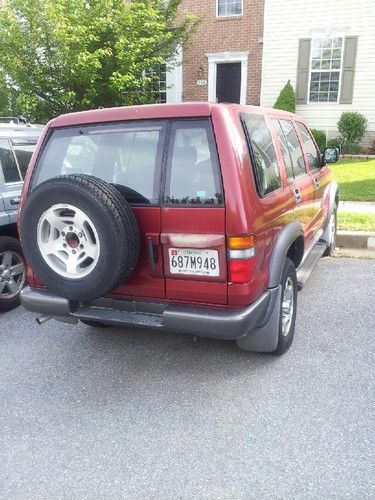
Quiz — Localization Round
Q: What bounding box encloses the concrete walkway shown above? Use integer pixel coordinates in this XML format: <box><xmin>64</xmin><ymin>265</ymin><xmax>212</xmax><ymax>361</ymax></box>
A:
<box><xmin>339</xmin><ymin>201</ymin><xmax>375</xmax><ymax>213</ymax></box>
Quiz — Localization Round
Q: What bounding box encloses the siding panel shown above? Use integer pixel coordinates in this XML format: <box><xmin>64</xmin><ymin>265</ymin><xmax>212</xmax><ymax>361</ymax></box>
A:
<box><xmin>261</xmin><ymin>0</ymin><xmax>375</xmax><ymax>143</ymax></box>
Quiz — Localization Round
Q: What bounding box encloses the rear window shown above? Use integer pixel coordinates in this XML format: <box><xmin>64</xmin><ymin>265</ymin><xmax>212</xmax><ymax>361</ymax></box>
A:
<box><xmin>32</xmin><ymin>119</ymin><xmax>223</xmax><ymax>206</ymax></box>
<box><xmin>164</xmin><ymin>120</ymin><xmax>223</xmax><ymax>205</ymax></box>
<box><xmin>32</xmin><ymin>121</ymin><xmax>167</xmax><ymax>204</ymax></box>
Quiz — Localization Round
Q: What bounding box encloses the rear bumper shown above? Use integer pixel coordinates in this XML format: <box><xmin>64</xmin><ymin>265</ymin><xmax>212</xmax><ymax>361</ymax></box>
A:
<box><xmin>20</xmin><ymin>286</ymin><xmax>277</xmax><ymax>340</ymax></box>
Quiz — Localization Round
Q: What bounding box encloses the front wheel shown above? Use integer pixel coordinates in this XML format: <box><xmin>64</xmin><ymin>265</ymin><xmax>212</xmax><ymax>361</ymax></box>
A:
<box><xmin>273</xmin><ymin>257</ymin><xmax>297</xmax><ymax>355</ymax></box>
<box><xmin>323</xmin><ymin>206</ymin><xmax>337</xmax><ymax>256</ymax></box>
<box><xmin>0</xmin><ymin>236</ymin><xmax>26</xmax><ymax>312</ymax></box>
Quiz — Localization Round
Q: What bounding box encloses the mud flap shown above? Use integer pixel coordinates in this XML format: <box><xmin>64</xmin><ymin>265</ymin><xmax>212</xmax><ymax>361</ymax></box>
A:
<box><xmin>236</xmin><ymin>285</ymin><xmax>281</xmax><ymax>353</ymax></box>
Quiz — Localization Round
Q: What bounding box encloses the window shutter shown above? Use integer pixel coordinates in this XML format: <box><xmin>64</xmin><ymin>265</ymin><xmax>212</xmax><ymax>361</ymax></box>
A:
<box><xmin>296</xmin><ymin>39</ymin><xmax>311</xmax><ymax>105</ymax></box>
<box><xmin>340</xmin><ymin>36</ymin><xmax>358</xmax><ymax>104</ymax></box>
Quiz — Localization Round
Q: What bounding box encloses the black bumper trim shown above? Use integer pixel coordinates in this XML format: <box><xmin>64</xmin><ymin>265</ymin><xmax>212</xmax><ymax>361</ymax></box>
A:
<box><xmin>20</xmin><ymin>286</ymin><xmax>275</xmax><ymax>340</ymax></box>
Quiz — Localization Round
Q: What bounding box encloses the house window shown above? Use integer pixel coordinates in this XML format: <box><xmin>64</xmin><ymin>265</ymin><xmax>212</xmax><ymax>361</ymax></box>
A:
<box><xmin>145</xmin><ymin>64</ymin><xmax>167</xmax><ymax>104</ymax></box>
<box><xmin>217</xmin><ymin>0</ymin><xmax>243</xmax><ymax>17</ymax></box>
<box><xmin>309</xmin><ymin>37</ymin><xmax>343</xmax><ymax>102</ymax></box>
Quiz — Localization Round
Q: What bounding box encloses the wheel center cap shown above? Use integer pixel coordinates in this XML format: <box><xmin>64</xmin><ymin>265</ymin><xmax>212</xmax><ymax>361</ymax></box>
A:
<box><xmin>66</xmin><ymin>232</ymin><xmax>80</xmax><ymax>248</ymax></box>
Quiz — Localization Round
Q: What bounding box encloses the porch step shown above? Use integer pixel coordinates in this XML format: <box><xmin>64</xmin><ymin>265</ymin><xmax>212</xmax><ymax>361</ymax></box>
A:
<box><xmin>296</xmin><ymin>242</ymin><xmax>327</xmax><ymax>290</ymax></box>
<box><xmin>71</xmin><ymin>306</ymin><xmax>163</xmax><ymax>328</ymax></box>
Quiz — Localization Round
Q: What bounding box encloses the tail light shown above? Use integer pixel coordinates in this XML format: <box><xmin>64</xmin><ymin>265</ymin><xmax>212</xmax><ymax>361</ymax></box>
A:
<box><xmin>227</xmin><ymin>234</ymin><xmax>256</xmax><ymax>284</ymax></box>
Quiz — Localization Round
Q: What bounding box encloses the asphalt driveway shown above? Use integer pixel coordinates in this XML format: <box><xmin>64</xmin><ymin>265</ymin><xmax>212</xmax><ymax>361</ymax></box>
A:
<box><xmin>0</xmin><ymin>257</ymin><xmax>374</xmax><ymax>499</ymax></box>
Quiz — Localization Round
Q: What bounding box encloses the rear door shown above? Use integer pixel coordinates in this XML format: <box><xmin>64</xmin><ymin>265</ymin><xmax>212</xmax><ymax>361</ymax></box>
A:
<box><xmin>294</xmin><ymin>121</ymin><xmax>328</xmax><ymax>232</ymax></box>
<box><xmin>31</xmin><ymin>120</ymin><xmax>169</xmax><ymax>301</ymax></box>
<box><xmin>277</xmin><ymin>120</ymin><xmax>317</xmax><ymax>247</ymax></box>
<box><xmin>160</xmin><ymin>119</ymin><xmax>227</xmax><ymax>305</ymax></box>
<box><xmin>104</xmin><ymin>121</ymin><xmax>168</xmax><ymax>300</ymax></box>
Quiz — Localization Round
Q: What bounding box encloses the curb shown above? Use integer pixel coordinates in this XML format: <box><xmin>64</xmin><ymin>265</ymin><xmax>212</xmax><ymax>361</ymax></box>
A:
<box><xmin>337</xmin><ymin>230</ymin><xmax>375</xmax><ymax>250</ymax></box>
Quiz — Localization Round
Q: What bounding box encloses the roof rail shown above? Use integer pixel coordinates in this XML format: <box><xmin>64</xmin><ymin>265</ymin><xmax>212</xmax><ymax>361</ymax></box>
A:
<box><xmin>0</xmin><ymin>116</ymin><xmax>28</xmax><ymax>125</ymax></box>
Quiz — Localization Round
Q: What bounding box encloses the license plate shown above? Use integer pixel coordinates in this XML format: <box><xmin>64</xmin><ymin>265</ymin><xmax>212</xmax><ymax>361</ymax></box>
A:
<box><xmin>169</xmin><ymin>248</ymin><xmax>220</xmax><ymax>277</ymax></box>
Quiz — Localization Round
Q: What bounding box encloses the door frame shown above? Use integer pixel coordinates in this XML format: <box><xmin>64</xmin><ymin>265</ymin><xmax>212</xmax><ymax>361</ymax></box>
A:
<box><xmin>206</xmin><ymin>51</ymin><xmax>249</xmax><ymax>104</ymax></box>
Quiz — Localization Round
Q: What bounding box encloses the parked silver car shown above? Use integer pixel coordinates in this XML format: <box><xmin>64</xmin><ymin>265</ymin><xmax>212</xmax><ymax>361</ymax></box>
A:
<box><xmin>0</xmin><ymin>121</ymin><xmax>43</xmax><ymax>312</ymax></box>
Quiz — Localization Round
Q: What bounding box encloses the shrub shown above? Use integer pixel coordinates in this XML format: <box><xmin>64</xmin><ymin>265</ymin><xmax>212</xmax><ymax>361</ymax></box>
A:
<box><xmin>327</xmin><ymin>138</ymin><xmax>341</xmax><ymax>151</ymax></box>
<box><xmin>338</xmin><ymin>112</ymin><xmax>368</xmax><ymax>154</ymax></box>
<box><xmin>311</xmin><ymin>129</ymin><xmax>326</xmax><ymax>152</ymax></box>
<box><xmin>363</xmin><ymin>138</ymin><xmax>375</xmax><ymax>155</ymax></box>
<box><xmin>344</xmin><ymin>144</ymin><xmax>361</xmax><ymax>155</ymax></box>
<box><xmin>273</xmin><ymin>80</ymin><xmax>296</xmax><ymax>113</ymax></box>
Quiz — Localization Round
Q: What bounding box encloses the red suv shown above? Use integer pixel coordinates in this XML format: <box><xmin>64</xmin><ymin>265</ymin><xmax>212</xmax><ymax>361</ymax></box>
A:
<box><xmin>19</xmin><ymin>103</ymin><xmax>338</xmax><ymax>354</ymax></box>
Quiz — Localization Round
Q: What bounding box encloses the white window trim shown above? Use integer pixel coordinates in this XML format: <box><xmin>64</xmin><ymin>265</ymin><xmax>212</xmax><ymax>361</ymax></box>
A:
<box><xmin>166</xmin><ymin>45</ymin><xmax>183</xmax><ymax>103</ymax></box>
<box><xmin>307</xmin><ymin>33</ymin><xmax>345</xmax><ymax>105</ymax></box>
<box><xmin>143</xmin><ymin>47</ymin><xmax>182</xmax><ymax>104</ymax></box>
<box><xmin>216</xmin><ymin>0</ymin><xmax>243</xmax><ymax>18</ymax></box>
<box><xmin>206</xmin><ymin>51</ymin><xmax>248</xmax><ymax>105</ymax></box>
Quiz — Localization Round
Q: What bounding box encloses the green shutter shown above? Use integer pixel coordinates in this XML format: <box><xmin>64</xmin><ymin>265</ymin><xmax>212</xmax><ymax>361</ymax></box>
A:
<box><xmin>296</xmin><ymin>39</ymin><xmax>311</xmax><ymax>105</ymax></box>
<box><xmin>340</xmin><ymin>36</ymin><xmax>358</xmax><ymax>104</ymax></box>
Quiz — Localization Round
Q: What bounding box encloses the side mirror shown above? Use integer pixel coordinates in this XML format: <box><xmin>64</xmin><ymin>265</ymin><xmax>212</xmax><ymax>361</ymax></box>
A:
<box><xmin>323</xmin><ymin>147</ymin><xmax>339</xmax><ymax>164</ymax></box>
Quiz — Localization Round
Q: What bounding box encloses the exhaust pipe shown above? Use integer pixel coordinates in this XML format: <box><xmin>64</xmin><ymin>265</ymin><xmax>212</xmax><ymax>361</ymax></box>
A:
<box><xmin>36</xmin><ymin>314</ymin><xmax>52</xmax><ymax>325</ymax></box>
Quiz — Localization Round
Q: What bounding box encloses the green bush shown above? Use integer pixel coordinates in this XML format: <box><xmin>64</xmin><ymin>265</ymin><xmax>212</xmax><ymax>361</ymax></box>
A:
<box><xmin>344</xmin><ymin>144</ymin><xmax>361</xmax><ymax>155</ymax></box>
<box><xmin>273</xmin><ymin>80</ymin><xmax>296</xmax><ymax>113</ymax></box>
<box><xmin>311</xmin><ymin>129</ymin><xmax>327</xmax><ymax>152</ymax></box>
<box><xmin>338</xmin><ymin>112</ymin><xmax>368</xmax><ymax>154</ymax></box>
<box><xmin>363</xmin><ymin>138</ymin><xmax>375</xmax><ymax>155</ymax></box>
<box><xmin>327</xmin><ymin>138</ymin><xmax>341</xmax><ymax>150</ymax></box>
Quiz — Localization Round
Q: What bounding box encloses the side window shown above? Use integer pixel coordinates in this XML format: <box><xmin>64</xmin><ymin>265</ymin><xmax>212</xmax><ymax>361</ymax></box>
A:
<box><xmin>295</xmin><ymin>122</ymin><xmax>322</xmax><ymax>171</ymax></box>
<box><xmin>0</xmin><ymin>139</ymin><xmax>22</xmax><ymax>183</ymax></box>
<box><xmin>272</xmin><ymin>119</ymin><xmax>294</xmax><ymax>182</ymax></box>
<box><xmin>279</xmin><ymin>120</ymin><xmax>307</xmax><ymax>177</ymax></box>
<box><xmin>164</xmin><ymin>120</ymin><xmax>223</xmax><ymax>205</ymax></box>
<box><xmin>12</xmin><ymin>141</ymin><xmax>38</xmax><ymax>179</ymax></box>
<box><xmin>242</xmin><ymin>113</ymin><xmax>282</xmax><ymax>196</ymax></box>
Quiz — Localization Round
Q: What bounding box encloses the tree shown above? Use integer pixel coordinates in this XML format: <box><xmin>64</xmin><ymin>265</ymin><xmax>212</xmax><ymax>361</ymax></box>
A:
<box><xmin>0</xmin><ymin>0</ymin><xmax>197</xmax><ymax>122</ymax></box>
<box><xmin>273</xmin><ymin>80</ymin><xmax>296</xmax><ymax>113</ymax></box>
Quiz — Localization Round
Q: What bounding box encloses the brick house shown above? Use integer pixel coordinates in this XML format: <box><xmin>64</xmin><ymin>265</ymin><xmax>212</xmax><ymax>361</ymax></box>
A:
<box><xmin>166</xmin><ymin>0</ymin><xmax>264</xmax><ymax>105</ymax></box>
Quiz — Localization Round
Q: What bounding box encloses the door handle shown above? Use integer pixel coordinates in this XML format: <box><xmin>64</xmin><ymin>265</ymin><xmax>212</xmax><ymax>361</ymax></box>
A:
<box><xmin>10</xmin><ymin>196</ymin><xmax>20</xmax><ymax>205</ymax></box>
<box><xmin>147</xmin><ymin>239</ymin><xmax>156</xmax><ymax>270</ymax></box>
<box><xmin>145</xmin><ymin>233</ymin><xmax>163</xmax><ymax>277</ymax></box>
<box><xmin>293</xmin><ymin>188</ymin><xmax>302</xmax><ymax>202</ymax></box>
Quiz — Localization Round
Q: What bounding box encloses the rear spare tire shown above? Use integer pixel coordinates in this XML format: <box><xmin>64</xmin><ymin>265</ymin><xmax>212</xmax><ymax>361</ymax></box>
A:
<box><xmin>20</xmin><ymin>175</ymin><xmax>140</xmax><ymax>301</ymax></box>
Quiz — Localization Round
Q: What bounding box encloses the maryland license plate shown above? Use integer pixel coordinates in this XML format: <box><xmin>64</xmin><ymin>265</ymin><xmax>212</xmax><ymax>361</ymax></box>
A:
<box><xmin>168</xmin><ymin>248</ymin><xmax>220</xmax><ymax>277</ymax></box>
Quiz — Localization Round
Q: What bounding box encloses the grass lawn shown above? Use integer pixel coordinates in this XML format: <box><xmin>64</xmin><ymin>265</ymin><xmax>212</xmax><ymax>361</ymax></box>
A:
<box><xmin>337</xmin><ymin>211</ymin><xmax>375</xmax><ymax>232</ymax></box>
<box><xmin>330</xmin><ymin>158</ymin><xmax>375</xmax><ymax>202</ymax></box>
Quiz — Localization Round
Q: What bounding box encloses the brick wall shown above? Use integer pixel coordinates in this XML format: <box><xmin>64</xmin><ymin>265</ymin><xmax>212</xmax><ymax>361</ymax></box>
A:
<box><xmin>179</xmin><ymin>0</ymin><xmax>264</xmax><ymax>104</ymax></box>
